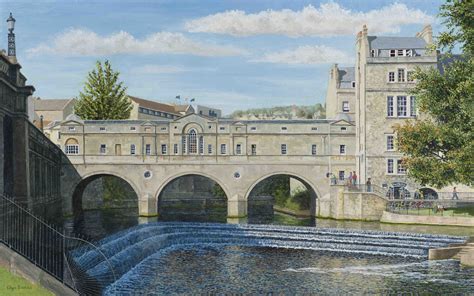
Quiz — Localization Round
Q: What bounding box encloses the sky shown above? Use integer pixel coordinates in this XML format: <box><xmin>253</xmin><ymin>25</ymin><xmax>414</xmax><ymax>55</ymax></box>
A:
<box><xmin>0</xmin><ymin>0</ymin><xmax>445</xmax><ymax>115</ymax></box>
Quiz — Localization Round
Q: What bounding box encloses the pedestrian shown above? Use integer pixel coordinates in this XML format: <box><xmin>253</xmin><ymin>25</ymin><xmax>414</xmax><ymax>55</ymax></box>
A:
<box><xmin>348</xmin><ymin>172</ymin><xmax>353</xmax><ymax>186</ymax></box>
<box><xmin>452</xmin><ymin>187</ymin><xmax>459</xmax><ymax>200</ymax></box>
<box><xmin>366</xmin><ymin>178</ymin><xmax>372</xmax><ymax>192</ymax></box>
<box><xmin>352</xmin><ymin>171</ymin><xmax>357</xmax><ymax>186</ymax></box>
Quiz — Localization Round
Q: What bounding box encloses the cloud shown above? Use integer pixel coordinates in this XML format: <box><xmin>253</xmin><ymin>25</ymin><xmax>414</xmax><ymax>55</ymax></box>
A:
<box><xmin>27</xmin><ymin>29</ymin><xmax>247</xmax><ymax>57</ymax></box>
<box><xmin>130</xmin><ymin>65</ymin><xmax>217</xmax><ymax>74</ymax></box>
<box><xmin>252</xmin><ymin>45</ymin><xmax>353</xmax><ymax>65</ymax></box>
<box><xmin>185</xmin><ymin>3</ymin><xmax>434</xmax><ymax>37</ymax></box>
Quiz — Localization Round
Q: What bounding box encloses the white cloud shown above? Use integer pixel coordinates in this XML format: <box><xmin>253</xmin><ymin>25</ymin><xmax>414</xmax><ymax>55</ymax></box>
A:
<box><xmin>185</xmin><ymin>3</ymin><xmax>434</xmax><ymax>37</ymax></box>
<box><xmin>252</xmin><ymin>45</ymin><xmax>353</xmax><ymax>65</ymax></box>
<box><xmin>27</xmin><ymin>29</ymin><xmax>246</xmax><ymax>57</ymax></box>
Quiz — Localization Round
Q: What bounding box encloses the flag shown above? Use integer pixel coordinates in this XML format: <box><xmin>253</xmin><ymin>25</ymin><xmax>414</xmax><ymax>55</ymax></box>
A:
<box><xmin>190</xmin><ymin>98</ymin><xmax>195</xmax><ymax>102</ymax></box>
<box><xmin>175</xmin><ymin>95</ymin><xmax>180</xmax><ymax>99</ymax></box>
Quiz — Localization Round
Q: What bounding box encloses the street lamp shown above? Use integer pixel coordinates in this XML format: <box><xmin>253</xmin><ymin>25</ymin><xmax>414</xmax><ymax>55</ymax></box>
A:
<box><xmin>6</xmin><ymin>13</ymin><xmax>16</xmax><ymax>57</ymax></box>
<box><xmin>6</xmin><ymin>12</ymin><xmax>15</xmax><ymax>32</ymax></box>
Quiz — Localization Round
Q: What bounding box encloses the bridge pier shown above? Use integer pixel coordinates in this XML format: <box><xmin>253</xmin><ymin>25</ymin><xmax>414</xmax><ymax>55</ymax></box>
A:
<box><xmin>139</xmin><ymin>193</ymin><xmax>158</xmax><ymax>217</ymax></box>
<box><xmin>227</xmin><ymin>194</ymin><xmax>247</xmax><ymax>218</ymax></box>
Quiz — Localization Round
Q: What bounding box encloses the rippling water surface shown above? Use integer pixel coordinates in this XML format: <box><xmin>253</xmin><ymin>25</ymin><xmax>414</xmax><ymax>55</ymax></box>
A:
<box><xmin>118</xmin><ymin>246</ymin><xmax>474</xmax><ymax>295</ymax></box>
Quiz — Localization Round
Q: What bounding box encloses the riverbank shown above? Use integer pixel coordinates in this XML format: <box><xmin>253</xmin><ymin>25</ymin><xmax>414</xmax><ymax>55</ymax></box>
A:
<box><xmin>380</xmin><ymin>211</ymin><xmax>474</xmax><ymax>227</ymax></box>
<box><xmin>0</xmin><ymin>266</ymin><xmax>52</xmax><ymax>296</ymax></box>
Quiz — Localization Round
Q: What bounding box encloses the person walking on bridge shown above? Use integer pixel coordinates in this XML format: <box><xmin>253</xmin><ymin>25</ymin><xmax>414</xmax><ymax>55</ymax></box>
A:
<box><xmin>352</xmin><ymin>171</ymin><xmax>358</xmax><ymax>186</ymax></box>
<box><xmin>452</xmin><ymin>187</ymin><xmax>459</xmax><ymax>200</ymax></box>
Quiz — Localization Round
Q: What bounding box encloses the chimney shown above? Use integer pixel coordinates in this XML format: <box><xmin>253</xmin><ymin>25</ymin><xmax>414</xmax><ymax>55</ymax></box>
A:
<box><xmin>416</xmin><ymin>24</ymin><xmax>433</xmax><ymax>44</ymax></box>
<box><xmin>362</xmin><ymin>24</ymin><xmax>368</xmax><ymax>36</ymax></box>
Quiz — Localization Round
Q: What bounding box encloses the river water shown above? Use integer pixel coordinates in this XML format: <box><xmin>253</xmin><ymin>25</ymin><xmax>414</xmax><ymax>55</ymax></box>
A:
<box><xmin>66</xmin><ymin>208</ymin><xmax>474</xmax><ymax>295</ymax></box>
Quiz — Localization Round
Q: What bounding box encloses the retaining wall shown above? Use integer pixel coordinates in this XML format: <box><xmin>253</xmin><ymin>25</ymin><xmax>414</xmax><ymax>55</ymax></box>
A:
<box><xmin>0</xmin><ymin>244</ymin><xmax>76</xmax><ymax>296</ymax></box>
<box><xmin>381</xmin><ymin>211</ymin><xmax>474</xmax><ymax>227</ymax></box>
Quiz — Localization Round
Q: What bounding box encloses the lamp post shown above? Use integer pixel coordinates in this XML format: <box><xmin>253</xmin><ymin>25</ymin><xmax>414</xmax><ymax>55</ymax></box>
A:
<box><xmin>6</xmin><ymin>12</ymin><xmax>16</xmax><ymax>57</ymax></box>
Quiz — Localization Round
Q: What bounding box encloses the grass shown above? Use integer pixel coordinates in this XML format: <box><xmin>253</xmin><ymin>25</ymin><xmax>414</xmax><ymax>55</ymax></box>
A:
<box><xmin>0</xmin><ymin>266</ymin><xmax>52</xmax><ymax>296</ymax></box>
<box><xmin>403</xmin><ymin>207</ymin><xmax>474</xmax><ymax>217</ymax></box>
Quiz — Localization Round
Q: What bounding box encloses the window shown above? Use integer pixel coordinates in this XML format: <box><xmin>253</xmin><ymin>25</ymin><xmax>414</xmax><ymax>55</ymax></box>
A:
<box><xmin>100</xmin><ymin>144</ymin><xmax>107</xmax><ymax>154</ymax></box>
<box><xmin>65</xmin><ymin>144</ymin><xmax>79</xmax><ymax>155</ymax></box>
<box><xmin>311</xmin><ymin>144</ymin><xmax>317</xmax><ymax>156</ymax></box>
<box><xmin>397</xmin><ymin>49</ymin><xmax>404</xmax><ymax>56</ymax></box>
<box><xmin>281</xmin><ymin>144</ymin><xmax>287</xmax><ymax>155</ymax></box>
<box><xmin>220</xmin><ymin>144</ymin><xmax>227</xmax><ymax>154</ymax></box>
<box><xmin>161</xmin><ymin>127</ymin><xmax>167</xmax><ymax>131</ymax></box>
<box><xmin>339</xmin><ymin>145</ymin><xmax>346</xmax><ymax>155</ymax></box>
<box><xmin>130</xmin><ymin>144</ymin><xmax>136</xmax><ymax>155</ymax></box>
<box><xmin>397</xmin><ymin>159</ymin><xmax>406</xmax><ymax>174</ymax></box>
<box><xmin>144</xmin><ymin>127</ymin><xmax>151</xmax><ymax>132</ymax></box>
<box><xmin>281</xmin><ymin>127</ymin><xmax>287</xmax><ymax>131</ymax></box>
<box><xmin>188</xmin><ymin>129</ymin><xmax>197</xmax><ymax>154</ymax></box>
<box><xmin>182</xmin><ymin>136</ymin><xmax>186</xmax><ymax>154</ymax></box>
<box><xmin>251</xmin><ymin>144</ymin><xmax>257</xmax><ymax>155</ymax></box>
<box><xmin>130</xmin><ymin>126</ymin><xmax>136</xmax><ymax>131</ymax></box>
<box><xmin>174</xmin><ymin>144</ymin><xmax>178</xmax><ymax>154</ymax></box>
<box><xmin>139</xmin><ymin>107</ymin><xmax>144</xmax><ymax>113</ymax></box>
<box><xmin>236</xmin><ymin>144</ymin><xmax>242</xmax><ymax>155</ymax></box>
<box><xmin>161</xmin><ymin>144</ymin><xmax>167</xmax><ymax>155</ymax></box>
<box><xmin>219</xmin><ymin>126</ymin><xmax>225</xmax><ymax>131</ymax></box>
<box><xmin>410</xmin><ymin>96</ymin><xmax>417</xmax><ymax>117</ymax></box>
<box><xmin>388</xmin><ymin>72</ymin><xmax>395</xmax><ymax>82</ymax></box>
<box><xmin>387</xmin><ymin>96</ymin><xmax>394</xmax><ymax>117</ymax></box>
<box><xmin>341</xmin><ymin>127</ymin><xmax>347</xmax><ymax>131</ymax></box>
<box><xmin>351</xmin><ymin>81</ymin><xmax>356</xmax><ymax>88</ymax></box>
<box><xmin>199</xmin><ymin>136</ymin><xmax>204</xmax><ymax>154</ymax></box>
<box><xmin>99</xmin><ymin>127</ymin><xmax>106</xmax><ymax>131</ymax></box>
<box><xmin>342</xmin><ymin>101</ymin><xmax>350</xmax><ymax>112</ymax></box>
<box><xmin>397</xmin><ymin>96</ymin><xmax>407</xmax><ymax>117</ymax></box>
<box><xmin>398</xmin><ymin>69</ymin><xmax>405</xmax><ymax>82</ymax></box>
<box><xmin>386</xmin><ymin>135</ymin><xmax>394</xmax><ymax>151</ymax></box>
<box><xmin>387</xmin><ymin>159</ymin><xmax>394</xmax><ymax>174</ymax></box>
<box><xmin>145</xmin><ymin>144</ymin><xmax>151</xmax><ymax>155</ymax></box>
<box><xmin>208</xmin><ymin>144</ymin><xmax>212</xmax><ymax>154</ymax></box>
<box><xmin>390</xmin><ymin>49</ymin><xmax>396</xmax><ymax>57</ymax></box>
<box><xmin>406</xmin><ymin>49</ymin><xmax>413</xmax><ymax>57</ymax></box>
<box><xmin>68</xmin><ymin>126</ymin><xmax>76</xmax><ymax>131</ymax></box>
<box><xmin>370</xmin><ymin>49</ymin><xmax>376</xmax><ymax>57</ymax></box>
<box><xmin>339</xmin><ymin>171</ymin><xmax>345</xmax><ymax>181</ymax></box>
<box><xmin>407</xmin><ymin>71</ymin><xmax>415</xmax><ymax>82</ymax></box>
<box><xmin>311</xmin><ymin>127</ymin><xmax>318</xmax><ymax>131</ymax></box>
<box><xmin>250</xmin><ymin>127</ymin><xmax>257</xmax><ymax>131</ymax></box>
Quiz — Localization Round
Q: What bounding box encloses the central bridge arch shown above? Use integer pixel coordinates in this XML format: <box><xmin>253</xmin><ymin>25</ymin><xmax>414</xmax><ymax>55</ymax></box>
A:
<box><xmin>155</xmin><ymin>172</ymin><xmax>230</xmax><ymax>222</ymax></box>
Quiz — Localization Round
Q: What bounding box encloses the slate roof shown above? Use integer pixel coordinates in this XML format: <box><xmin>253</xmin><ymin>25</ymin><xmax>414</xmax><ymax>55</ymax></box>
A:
<box><xmin>338</xmin><ymin>67</ymin><xmax>355</xmax><ymax>82</ymax></box>
<box><xmin>129</xmin><ymin>96</ymin><xmax>179</xmax><ymax>115</ymax></box>
<box><xmin>368</xmin><ymin>36</ymin><xmax>427</xmax><ymax>49</ymax></box>
<box><xmin>34</xmin><ymin>98</ymin><xmax>75</xmax><ymax>111</ymax></box>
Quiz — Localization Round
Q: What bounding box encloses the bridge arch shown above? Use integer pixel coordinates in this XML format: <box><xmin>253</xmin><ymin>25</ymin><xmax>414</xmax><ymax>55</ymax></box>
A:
<box><xmin>155</xmin><ymin>172</ymin><xmax>230</xmax><ymax>222</ymax></box>
<box><xmin>72</xmin><ymin>171</ymin><xmax>140</xmax><ymax>216</ymax></box>
<box><xmin>245</xmin><ymin>172</ymin><xmax>320</xmax><ymax>221</ymax></box>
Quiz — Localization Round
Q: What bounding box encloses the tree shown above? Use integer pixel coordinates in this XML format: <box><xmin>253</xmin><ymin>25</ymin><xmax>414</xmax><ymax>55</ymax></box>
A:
<box><xmin>396</xmin><ymin>0</ymin><xmax>474</xmax><ymax>188</ymax></box>
<box><xmin>75</xmin><ymin>60</ymin><xmax>132</xmax><ymax>120</ymax></box>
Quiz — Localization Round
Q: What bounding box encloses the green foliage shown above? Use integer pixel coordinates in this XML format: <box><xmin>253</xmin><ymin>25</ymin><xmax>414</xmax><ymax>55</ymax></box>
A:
<box><xmin>0</xmin><ymin>266</ymin><xmax>53</xmax><ymax>296</ymax></box>
<box><xmin>396</xmin><ymin>1</ymin><xmax>474</xmax><ymax>188</ymax></box>
<box><xmin>212</xmin><ymin>183</ymin><xmax>226</xmax><ymax>198</ymax></box>
<box><xmin>75</xmin><ymin>60</ymin><xmax>132</xmax><ymax>120</ymax></box>
<box><xmin>230</xmin><ymin>103</ymin><xmax>326</xmax><ymax>119</ymax></box>
<box><xmin>291</xmin><ymin>189</ymin><xmax>311</xmax><ymax>210</ymax></box>
<box><xmin>102</xmin><ymin>176</ymin><xmax>137</xmax><ymax>208</ymax></box>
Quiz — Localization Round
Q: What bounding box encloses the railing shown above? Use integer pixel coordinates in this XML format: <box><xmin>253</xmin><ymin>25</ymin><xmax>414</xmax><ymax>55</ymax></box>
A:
<box><xmin>0</xmin><ymin>194</ymin><xmax>116</xmax><ymax>295</ymax></box>
<box><xmin>386</xmin><ymin>200</ymin><xmax>474</xmax><ymax>217</ymax></box>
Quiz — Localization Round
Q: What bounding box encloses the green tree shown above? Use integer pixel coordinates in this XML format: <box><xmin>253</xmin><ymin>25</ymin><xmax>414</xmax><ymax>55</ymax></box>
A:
<box><xmin>75</xmin><ymin>60</ymin><xmax>132</xmax><ymax>120</ymax></box>
<box><xmin>396</xmin><ymin>0</ymin><xmax>474</xmax><ymax>188</ymax></box>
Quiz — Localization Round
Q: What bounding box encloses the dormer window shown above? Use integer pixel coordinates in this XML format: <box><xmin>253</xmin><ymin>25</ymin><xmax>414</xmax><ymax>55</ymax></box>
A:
<box><xmin>397</xmin><ymin>49</ymin><xmax>404</xmax><ymax>56</ymax></box>
<box><xmin>390</xmin><ymin>50</ymin><xmax>396</xmax><ymax>57</ymax></box>
<box><xmin>406</xmin><ymin>49</ymin><xmax>413</xmax><ymax>57</ymax></box>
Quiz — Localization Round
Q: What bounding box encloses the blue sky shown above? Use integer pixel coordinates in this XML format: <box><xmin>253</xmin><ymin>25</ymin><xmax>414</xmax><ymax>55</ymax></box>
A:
<box><xmin>0</xmin><ymin>0</ymin><xmax>445</xmax><ymax>114</ymax></box>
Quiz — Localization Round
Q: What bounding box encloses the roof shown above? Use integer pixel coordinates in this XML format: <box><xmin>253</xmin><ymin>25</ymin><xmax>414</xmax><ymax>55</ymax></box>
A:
<box><xmin>129</xmin><ymin>96</ymin><xmax>179</xmax><ymax>115</ymax></box>
<box><xmin>338</xmin><ymin>67</ymin><xmax>355</xmax><ymax>82</ymax></box>
<box><xmin>34</xmin><ymin>98</ymin><xmax>75</xmax><ymax>111</ymax></box>
<box><xmin>368</xmin><ymin>36</ymin><xmax>427</xmax><ymax>49</ymax></box>
<box><xmin>174</xmin><ymin>105</ymin><xmax>191</xmax><ymax>112</ymax></box>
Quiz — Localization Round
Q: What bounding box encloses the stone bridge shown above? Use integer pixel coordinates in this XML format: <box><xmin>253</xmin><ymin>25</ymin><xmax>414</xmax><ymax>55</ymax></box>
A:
<box><xmin>61</xmin><ymin>156</ymin><xmax>335</xmax><ymax>218</ymax></box>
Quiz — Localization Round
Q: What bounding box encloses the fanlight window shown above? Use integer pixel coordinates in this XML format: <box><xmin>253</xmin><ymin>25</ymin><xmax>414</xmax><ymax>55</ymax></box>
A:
<box><xmin>65</xmin><ymin>138</ymin><xmax>79</xmax><ymax>155</ymax></box>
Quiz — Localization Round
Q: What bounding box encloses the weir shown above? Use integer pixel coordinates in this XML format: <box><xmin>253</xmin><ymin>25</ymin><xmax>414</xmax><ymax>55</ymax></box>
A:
<box><xmin>66</xmin><ymin>222</ymin><xmax>467</xmax><ymax>294</ymax></box>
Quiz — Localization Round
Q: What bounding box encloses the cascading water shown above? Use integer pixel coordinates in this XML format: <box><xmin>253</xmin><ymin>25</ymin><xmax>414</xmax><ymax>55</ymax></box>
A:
<box><xmin>67</xmin><ymin>222</ymin><xmax>467</xmax><ymax>295</ymax></box>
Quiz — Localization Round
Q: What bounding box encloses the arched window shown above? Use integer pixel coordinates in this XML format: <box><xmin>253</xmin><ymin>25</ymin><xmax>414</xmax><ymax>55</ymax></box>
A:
<box><xmin>65</xmin><ymin>138</ymin><xmax>79</xmax><ymax>155</ymax></box>
<box><xmin>188</xmin><ymin>129</ymin><xmax>197</xmax><ymax>154</ymax></box>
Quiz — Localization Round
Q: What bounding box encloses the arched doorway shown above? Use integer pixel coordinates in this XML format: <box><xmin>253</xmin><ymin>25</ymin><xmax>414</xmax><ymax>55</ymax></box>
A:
<box><xmin>419</xmin><ymin>188</ymin><xmax>438</xmax><ymax>200</ymax></box>
<box><xmin>157</xmin><ymin>174</ymin><xmax>228</xmax><ymax>223</ymax></box>
<box><xmin>70</xmin><ymin>174</ymin><xmax>139</xmax><ymax>239</ymax></box>
<box><xmin>246</xmin><ymin>174</ymin><xmax>318</xmax><ymax>225</ymax></box>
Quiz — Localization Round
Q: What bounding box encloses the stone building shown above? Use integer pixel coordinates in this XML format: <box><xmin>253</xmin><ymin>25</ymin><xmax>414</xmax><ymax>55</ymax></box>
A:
<box><xmin>28</xmin><ymin>97</ymin><xmax>76</xmax><ymax>128</ymax></box>
<box><xmin>325</xmin><ymin>65</ymin><xmax>356</xmax><ymax>121</ymax></box>
<box><xmin>129</xmin><ymin>96</ymin><xmax>192</xmax><ymax>120</ymax></box>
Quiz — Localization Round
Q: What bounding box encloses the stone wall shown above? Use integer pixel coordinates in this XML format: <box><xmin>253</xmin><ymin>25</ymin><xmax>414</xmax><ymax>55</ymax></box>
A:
<box><xmin>381</xmin><ymin>211</ymin><xmax>474</xmax><ymax>227</ymax></box>
<box><xmin>316</xmin><ymin>185</ymin><xmax>388</xmax><ymax>221</ymax></box>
